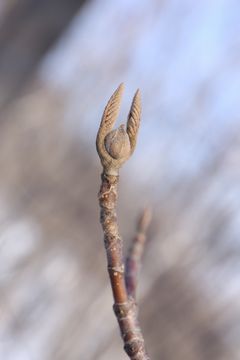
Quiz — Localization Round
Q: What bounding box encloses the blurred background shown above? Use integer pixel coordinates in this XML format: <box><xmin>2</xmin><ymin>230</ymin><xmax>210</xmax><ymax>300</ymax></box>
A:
<box><xmin>0</xmin><ymin>0</ymin><xmax>240</xmax><ymax>359</ymax></box>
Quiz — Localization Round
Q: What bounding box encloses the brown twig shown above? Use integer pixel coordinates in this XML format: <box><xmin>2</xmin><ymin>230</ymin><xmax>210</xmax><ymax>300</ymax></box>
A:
<box><xmin>96</xmin><ymin>84</ymin><xmax>150</xmax><ymax>359</ymax></box>
<box><xmin>125</xmin><ymin>208</ymin><xmax>152</xmax><ymax>299</ymax></box>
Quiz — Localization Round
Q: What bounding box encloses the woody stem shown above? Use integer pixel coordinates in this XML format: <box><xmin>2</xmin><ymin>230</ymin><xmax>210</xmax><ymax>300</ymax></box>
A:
<box><xmin>98</xmin><ymin>172</ymin><xmax>150</xmax><ymax>360</ymax></box>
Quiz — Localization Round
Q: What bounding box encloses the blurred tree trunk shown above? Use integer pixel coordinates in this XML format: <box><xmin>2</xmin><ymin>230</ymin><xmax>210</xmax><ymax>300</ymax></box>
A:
<box><xmin>0</xmin><ymin>0</ymin><xmax>89</xmax><ymax>108</ymax></box>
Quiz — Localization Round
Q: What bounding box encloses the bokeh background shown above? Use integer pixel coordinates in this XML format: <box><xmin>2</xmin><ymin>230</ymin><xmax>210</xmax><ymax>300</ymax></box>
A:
<box><xmin>0</xmin><ymin>1</ymin><xmax>240</xmax><ymax>359</ymax></box>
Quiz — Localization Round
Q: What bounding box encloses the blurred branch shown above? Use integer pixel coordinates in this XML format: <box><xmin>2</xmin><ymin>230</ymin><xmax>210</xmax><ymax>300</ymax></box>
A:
<box><xmin>125</xmin><ymin>208</ymin><xmax>152</xmax><ymax>299</ymax></box>
<box><xmin>0</xmin><ymin>0</ymin><xmax>89</xmax><ymax>107</ymax></box>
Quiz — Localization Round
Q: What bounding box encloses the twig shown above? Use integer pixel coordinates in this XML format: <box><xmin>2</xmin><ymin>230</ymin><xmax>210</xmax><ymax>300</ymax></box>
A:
<box><xmin>96</xmin><ymin>84</ymin><xmax>150</xmax><ymax>359</ymax></box>
<box><xmin>125</xmin><ymin>208</ymin><xmax>152</xmax><ymax>299</ymax></box>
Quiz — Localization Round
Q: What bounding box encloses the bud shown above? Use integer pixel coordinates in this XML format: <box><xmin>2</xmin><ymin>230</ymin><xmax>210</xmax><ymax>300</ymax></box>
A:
<box><xmin>104</xmin><ymin>125</ymin><xmax>131</xmax><ymax>160</ymax></box>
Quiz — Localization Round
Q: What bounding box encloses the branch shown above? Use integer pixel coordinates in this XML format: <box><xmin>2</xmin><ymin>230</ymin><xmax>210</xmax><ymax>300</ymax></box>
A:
<box><xmin>97</xmin><ymin>84</ymin><xmax>150</xmax><ymax>359</ymax></box>
<box><xmin>125</xmin><ymin>208</ymin><xmax>152</xmax><ymax>299</ymax></box>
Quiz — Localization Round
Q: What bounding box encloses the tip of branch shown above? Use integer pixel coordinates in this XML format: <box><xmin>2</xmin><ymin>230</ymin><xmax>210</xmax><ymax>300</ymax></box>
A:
<box><xmin>138</xmin><ymin>207</ymin><xmax>152</xmax><ymax>233</ymax></box>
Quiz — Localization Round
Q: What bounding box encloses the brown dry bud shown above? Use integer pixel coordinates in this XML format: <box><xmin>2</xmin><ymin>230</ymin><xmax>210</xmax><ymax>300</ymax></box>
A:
<box><xmin>96</xmin><ymin>84</ymin><xmax>141</xmax><ymax>176</ymax></box>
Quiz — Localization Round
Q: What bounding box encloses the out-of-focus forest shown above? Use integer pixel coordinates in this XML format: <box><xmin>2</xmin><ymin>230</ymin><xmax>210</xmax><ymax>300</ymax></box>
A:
<box><xmin>0</xmin><ymin>1</ymin><xmax>240</xmax><ymax>359</ymax></box>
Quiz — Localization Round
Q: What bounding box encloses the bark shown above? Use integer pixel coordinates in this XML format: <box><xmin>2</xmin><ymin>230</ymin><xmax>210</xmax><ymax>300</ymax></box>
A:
<box><xmin>98</xmin><ymin>172</ymin><xmax>149</xmax><ymax>360</ymax></box>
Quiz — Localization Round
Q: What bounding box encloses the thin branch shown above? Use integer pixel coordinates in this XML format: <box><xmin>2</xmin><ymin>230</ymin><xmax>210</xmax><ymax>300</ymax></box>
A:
<box><xmin>97</xmin><ymin>84</ymin><xmax>150</xmax><ymax>360</ymax></box>
<box><xmin>125</xmin><ymin>208</ymin><xmax>152</xmax><ymax>299</ymax></box>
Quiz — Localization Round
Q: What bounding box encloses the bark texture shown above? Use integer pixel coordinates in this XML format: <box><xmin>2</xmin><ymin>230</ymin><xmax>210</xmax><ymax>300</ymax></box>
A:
<box><xmin>98</xmin><ymin>172</ymin><xmax>149</xmax><ymax>360</ymax></box>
